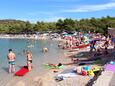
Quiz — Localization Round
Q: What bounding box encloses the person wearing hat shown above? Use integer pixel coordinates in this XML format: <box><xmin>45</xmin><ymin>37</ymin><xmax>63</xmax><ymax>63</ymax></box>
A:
<box><xmin>7</xmin><ymin>49</ymin><xmax>16</xmax><ymax>73</ymax></box>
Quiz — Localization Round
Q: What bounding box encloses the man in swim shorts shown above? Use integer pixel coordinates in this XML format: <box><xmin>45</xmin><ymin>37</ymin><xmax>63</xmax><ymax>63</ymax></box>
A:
<box><xmin>7</xmin><ymin>49</ymin><xmax>16</xmax><ymax>73</ymax></box>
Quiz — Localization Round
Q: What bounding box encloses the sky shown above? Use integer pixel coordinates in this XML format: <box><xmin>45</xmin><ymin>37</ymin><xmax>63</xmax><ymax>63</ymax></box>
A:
<box><xmin>0</xmin><ymin>0</ymin><xmax>115</xmax><ymax>22</ymax></box>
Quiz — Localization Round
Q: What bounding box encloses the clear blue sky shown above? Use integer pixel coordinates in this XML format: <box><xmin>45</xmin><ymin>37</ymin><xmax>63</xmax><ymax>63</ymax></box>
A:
<box><xmin>0</xmin><ymin>0</ymin><xmax>115</xmax><ymax>22</ymax></box>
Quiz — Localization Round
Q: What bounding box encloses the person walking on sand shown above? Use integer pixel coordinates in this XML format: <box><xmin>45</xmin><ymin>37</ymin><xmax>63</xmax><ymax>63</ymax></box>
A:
<box><xmin>7</xmin><ymin>49</ymin><xmax>16</xmax><ymax>73</ymax></box>
<box><xmin>26</xmin><ymin>51</ymin><xmax>32</xmax><ymax>71</ymax></box>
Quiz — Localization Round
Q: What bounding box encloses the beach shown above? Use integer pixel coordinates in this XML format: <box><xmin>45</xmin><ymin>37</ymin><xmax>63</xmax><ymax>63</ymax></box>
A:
<box><xmin>0</xmin><ymin>34</ymin><xmax>115</xmax><ymax>86</ymax></box>
<box><xmin>0</xmin><ymin>0</ymin><xmax>115</xmax><ymax>85</ymax></box>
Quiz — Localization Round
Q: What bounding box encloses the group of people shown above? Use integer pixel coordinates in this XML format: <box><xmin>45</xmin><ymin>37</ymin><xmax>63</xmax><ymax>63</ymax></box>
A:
<box><xmin>7</xmin><ymin>49</ymin><xmax>32</xmax><ymax>73</ymax></box>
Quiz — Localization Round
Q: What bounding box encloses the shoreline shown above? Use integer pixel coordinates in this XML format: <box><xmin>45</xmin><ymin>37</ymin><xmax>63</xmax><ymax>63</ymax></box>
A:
<box><xmin>0</xmin><ymin>34</ymin><xmax>49</xmax><ymax>40</ymax></box>
<box><xmin>0</xmin><ymin>34</ymin><xmax>63</xmax><ymax>41</ymax></box>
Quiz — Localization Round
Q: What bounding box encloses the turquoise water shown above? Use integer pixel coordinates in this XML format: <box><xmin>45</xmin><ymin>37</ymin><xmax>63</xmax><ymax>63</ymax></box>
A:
<box><xmin>0</xmin><ymin>39</ymin><xmax>65</xmax><ymax>84</ymax></box>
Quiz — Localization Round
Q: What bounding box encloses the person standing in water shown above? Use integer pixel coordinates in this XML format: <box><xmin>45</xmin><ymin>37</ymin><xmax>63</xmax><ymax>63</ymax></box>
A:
<box><xmin>7</xmin><ymin>49</ymin><xmax>16</xmax><ymax>73</ymax></box>
<box><xmin>26</xmin><ymin>51</ymin><xmax>33</xmax><ymax>71</ymax></box>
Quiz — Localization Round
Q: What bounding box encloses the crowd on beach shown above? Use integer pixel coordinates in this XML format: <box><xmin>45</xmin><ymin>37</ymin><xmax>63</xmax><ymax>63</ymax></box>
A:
<box><xmin>58</xmin><ymin>32</ymin><xmax>115</xmax><ymax>55</ymax></box>
<box><xmin>6</xmin><ymin>31</ymin><xmax>115</xmax><ymax>73</ymax></box>
<box><xmin>4</xmin><ymin>31</ymin><xmax>115</xmax><ymax>86</ymax></box>
<box><xmin>52</xmin><ymin>32</ymin><xmax>115</xmax><ymax>77</ymax></box>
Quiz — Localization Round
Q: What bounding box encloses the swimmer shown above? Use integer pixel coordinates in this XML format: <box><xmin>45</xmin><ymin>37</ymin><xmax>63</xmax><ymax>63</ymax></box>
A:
<box><xmin>42</xmin><ymin>48</ymin><xmax>48</xmax><ymax>53</ymax></box>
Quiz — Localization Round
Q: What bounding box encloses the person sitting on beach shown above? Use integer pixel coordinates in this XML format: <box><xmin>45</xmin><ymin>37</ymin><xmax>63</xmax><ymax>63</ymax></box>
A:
<box><xmin>7</xmin><ymin>49</ymin><xmax>16</xmax><ymax>73</ymax></box>
<box><xmin>26</xmin><ymin>51</ymin><xmax>33</xmax><ymax>71</ymax></box>
<box><xmin>71</xmin><ymin>58</ymin><xmax>79</xmax><ymax>63</ymax></box>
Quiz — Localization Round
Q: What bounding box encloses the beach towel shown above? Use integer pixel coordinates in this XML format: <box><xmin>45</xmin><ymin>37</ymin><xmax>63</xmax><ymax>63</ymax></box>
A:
<box><xmin>43</xmin><ymin>64</ymin><xmax>64</xmax><ymax>69</ymax></box>
<box><xmin>105</xmin><ymin>64</ymin><xmax>115</xmax><ymax>72</ymax></box>
<box><xmin>55</xmin><ymin>68</ymin><xmax>77</xmax><ymax>81</ymax></box>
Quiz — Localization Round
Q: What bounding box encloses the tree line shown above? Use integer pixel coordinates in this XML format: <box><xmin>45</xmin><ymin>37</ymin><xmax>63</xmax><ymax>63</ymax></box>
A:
<box><xmin>0</xmin><ymin>16</ymin><xmax>115</xmax><ymax>34</ymax></box>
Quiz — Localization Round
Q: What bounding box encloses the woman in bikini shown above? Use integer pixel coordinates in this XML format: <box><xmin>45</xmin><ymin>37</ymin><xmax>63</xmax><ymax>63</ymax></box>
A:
<box><xmin>26</xmin><ymin>51</ymin><xmax>32</xmax><ymax>71</ymax></box>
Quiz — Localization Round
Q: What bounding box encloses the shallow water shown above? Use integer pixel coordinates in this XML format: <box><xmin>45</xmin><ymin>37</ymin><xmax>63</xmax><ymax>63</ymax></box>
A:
<box><xmin>0</xmin><ymin>39</ymin><xmax>65</xmax><ymax>85</ymax></box>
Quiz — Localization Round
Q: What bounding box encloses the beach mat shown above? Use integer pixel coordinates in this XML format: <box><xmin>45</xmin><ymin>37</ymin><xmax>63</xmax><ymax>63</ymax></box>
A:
<box><xmin>15</xmin><ymin>66</ymin><xmax>29</xmax><ymax>76</ymax></box>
